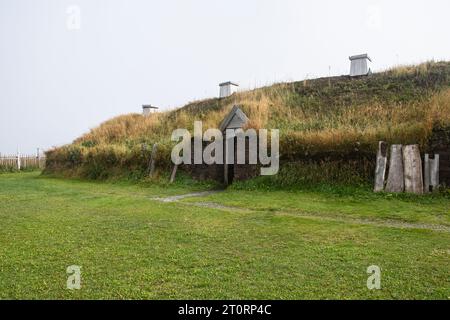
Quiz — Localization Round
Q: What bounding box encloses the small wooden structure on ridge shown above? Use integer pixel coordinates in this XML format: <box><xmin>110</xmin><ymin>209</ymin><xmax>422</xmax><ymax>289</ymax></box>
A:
<box><xmin>219</xmin><ymin>81</ymin><xmax>239</xmax><ymax>98</ymax></box>
<box><xmin>349</xmin><ymin>54</ymin><xmax>372</xmax><ymax>77</ymax></box>
<box><xmin>142</xmin><ymin>105</ymin><xmax>159</xmax><ymax>116</ymax></box>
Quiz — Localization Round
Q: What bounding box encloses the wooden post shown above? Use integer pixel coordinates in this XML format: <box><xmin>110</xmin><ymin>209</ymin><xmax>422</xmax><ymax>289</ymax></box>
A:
<box><xmin>431</xmin><ymin>154</ymin><xmax>439</xmax><ymax>190</ymax></box>
<box><xmin>17</xmin><ymin>150</ymin><xmax>21</xmax><ymax>171</ymax></box>
<box><xmin>37</xmin><ymin>148</ymin><xmax>41</xmax><ymax>169</ymax></box>
<box><xmin>148</xmin><ymin>143</ymin><xmax>158</xmax><ymax>177</ymax></box>
<box><xmin>374</xmin><ymin>141</ymin><xmax>388</xmax><ymax>192</ymax></box>
<box><xmin>424</xmin><ymin>154</ymin><xmax>431</xmax><ymax>193</ymax></box>
<box><xmin>424</xmin><ymin>154</ymin><xmax>439</xmax><ymax>192</ymax></box>
<box><xmin>403</xmin><ymin>145</ymin><xmax>423</xmax><ymax>194</ymax></box>
<box><xmin>385</xmin><ymin>144</ymin><xmax>404</xmax><ymax>193</ymax></box>
<box><xmin>170</xmin><ymin>165</ymin><xmax>178</xmax><ymax>183</ymax></box>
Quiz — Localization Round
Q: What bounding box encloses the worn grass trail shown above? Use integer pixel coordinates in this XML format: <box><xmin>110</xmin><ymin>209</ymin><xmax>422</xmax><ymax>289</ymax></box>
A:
<box><xmin>0</xmin><ymin>172</ymin><xmax>449</xmax><ymax>299</ymax></box>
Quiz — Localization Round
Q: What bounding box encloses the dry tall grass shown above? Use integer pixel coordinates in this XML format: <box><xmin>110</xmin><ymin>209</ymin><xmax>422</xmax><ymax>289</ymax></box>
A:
<box><xmin>46</xmin><ymin>61</ymin><xmax>450</xmax><ymax>180</ymax></box>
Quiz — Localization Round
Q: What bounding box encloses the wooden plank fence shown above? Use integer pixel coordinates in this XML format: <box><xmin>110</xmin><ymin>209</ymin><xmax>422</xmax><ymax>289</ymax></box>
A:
<box><xmin>0</xmin><ymin>154</ymin><xmax>46</xmax><ymax>170</ymax></box>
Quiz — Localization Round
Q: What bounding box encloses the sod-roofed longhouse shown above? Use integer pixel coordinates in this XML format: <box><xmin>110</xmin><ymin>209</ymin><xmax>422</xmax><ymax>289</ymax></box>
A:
<box><xmin>44</xmin><ymin>61</ymin><xmax>450</xmax><ymax>188</ymax></box>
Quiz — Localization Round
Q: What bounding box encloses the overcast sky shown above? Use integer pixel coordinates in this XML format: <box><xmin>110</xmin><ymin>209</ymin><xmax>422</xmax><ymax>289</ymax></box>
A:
<box><xmin>1</xmin><ymin>0</ymin><xmax>449</xmax><ymax>154</ymax></box>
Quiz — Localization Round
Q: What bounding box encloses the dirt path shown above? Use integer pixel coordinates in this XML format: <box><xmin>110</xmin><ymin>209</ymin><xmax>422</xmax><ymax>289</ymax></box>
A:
<box><xmin>151</xmin><ymin>190</ymin><xmax>222</xmax><ymax>203</ymax></box>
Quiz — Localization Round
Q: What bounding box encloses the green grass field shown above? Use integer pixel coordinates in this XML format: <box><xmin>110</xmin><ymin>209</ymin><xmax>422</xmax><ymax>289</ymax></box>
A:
<box><xmin>0</xmin><ymin>172</ymin><xmax>449</xmax><ymax>299</ymax></box>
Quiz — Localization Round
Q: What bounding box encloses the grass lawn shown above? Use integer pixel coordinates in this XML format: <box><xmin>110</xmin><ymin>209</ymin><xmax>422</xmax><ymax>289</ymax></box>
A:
<box><xmin>183</xmin><ymin>185</ymin><xmax>450</xmax><ymax>227</ymax></box>
<box><xmin>0</xmin><ymin>172</ymin><xmax>449</xmax><ymax>299</ymax></box>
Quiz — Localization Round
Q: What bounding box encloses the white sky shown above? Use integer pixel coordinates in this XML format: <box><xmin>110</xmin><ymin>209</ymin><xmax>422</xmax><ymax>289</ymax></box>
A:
<box><xmin>1</xmin><ymin>0</ymin><xmax>449</xmax><ymax>154</ymax></box>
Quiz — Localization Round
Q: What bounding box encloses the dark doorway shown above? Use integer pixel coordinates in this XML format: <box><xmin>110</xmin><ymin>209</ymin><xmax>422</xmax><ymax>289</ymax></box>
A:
<box><xmin>227</xmin><ymin>164</ymin><xmax>234</xmax><ymax>185</ymax></box>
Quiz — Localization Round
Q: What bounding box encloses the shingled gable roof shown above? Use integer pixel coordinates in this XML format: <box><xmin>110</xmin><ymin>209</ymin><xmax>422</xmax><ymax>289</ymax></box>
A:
<box><xmin>219</xmin><ymin>105</ymin><xmax>249</xmax><ymax>132</ymax></box>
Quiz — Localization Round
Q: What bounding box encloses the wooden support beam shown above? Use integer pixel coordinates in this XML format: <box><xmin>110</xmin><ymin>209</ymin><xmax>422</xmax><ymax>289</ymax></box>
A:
<box><xmin>170</xmin><ymin>165</ymin><xmax>178</xmax><ymax>183</ymax></box>
<box><xmin>385</xmin><ymin>144</ymin><xmax>404</xmax><ymax>193</ymax></box>
<box><xmin>374</xmin><ymin>141</ymin><xmax>388</xmax><ymax>192</ymax></box>
<box><xmin>148</xmin><ymin>143</ymin><xmax>158</xmax><ymax>177</ymax></box>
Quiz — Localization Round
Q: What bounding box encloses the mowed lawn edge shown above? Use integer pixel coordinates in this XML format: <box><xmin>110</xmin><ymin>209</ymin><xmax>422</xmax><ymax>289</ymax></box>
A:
<box><xmin>180</xmin><ymin>187</ymin><xmax>450</xmax><ymax>228</ymax></box>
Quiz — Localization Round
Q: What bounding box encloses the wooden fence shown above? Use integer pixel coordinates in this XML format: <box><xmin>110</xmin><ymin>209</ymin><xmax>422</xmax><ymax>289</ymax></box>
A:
<box><xmin>0</xmin><ymin>154</ymin><xmax>46</xmax><ymax>170</ymax></box>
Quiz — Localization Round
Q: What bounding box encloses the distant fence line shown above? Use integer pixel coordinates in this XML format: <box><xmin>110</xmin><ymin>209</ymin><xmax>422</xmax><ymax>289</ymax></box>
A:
<box><xmin>0</xmin><ymin>153</ymin><xmax>46</xmax><ymax>170</ymax></box>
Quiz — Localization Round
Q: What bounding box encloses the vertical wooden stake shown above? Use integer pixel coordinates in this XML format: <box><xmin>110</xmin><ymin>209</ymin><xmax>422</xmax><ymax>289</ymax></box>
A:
<box><xmin>17</xmin><ymin>150</ymin><xmax>21</xmax><ymax>171</ymax></box>
<box><xmin>424</xmin><ymin>154</ymin><xmax>431</xmax><ymax>193</ymax></box>
<box><xmin>374</xmin><ymin>141</ymin><xmax>388</xmax><ymax>192</ymax></box>
<box><xmin>424</xmin><ymin>154</ymin><xmax>440</xmax><ymax>192</ymax></box>
<box><xmin>170</xmin><ymin>165</ymin><xmax>178</xmax><ymax>183</ymax></box>
<box><xmin>430</xmin><ymin>154</ymin><xmax>439</xmax><ymax>190</ymax></box>
<box><xmin>37</xmin><ymin>148</ymin><xmax>41</xmax><ymax>169</ymax></box>
<box><xmin>403</xmin><ymin>145</ymin><xmax>423</xmax><ymax>194</ymax></box>
<box><xmin>385</xmin><ymin>144</ymin><xmax>404</xmax><ymax>193</ymax></box>
<box><xmin>148</xmin><ymin>143</ymin><xmax>158</xmax><ymax>177</ymax></box>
